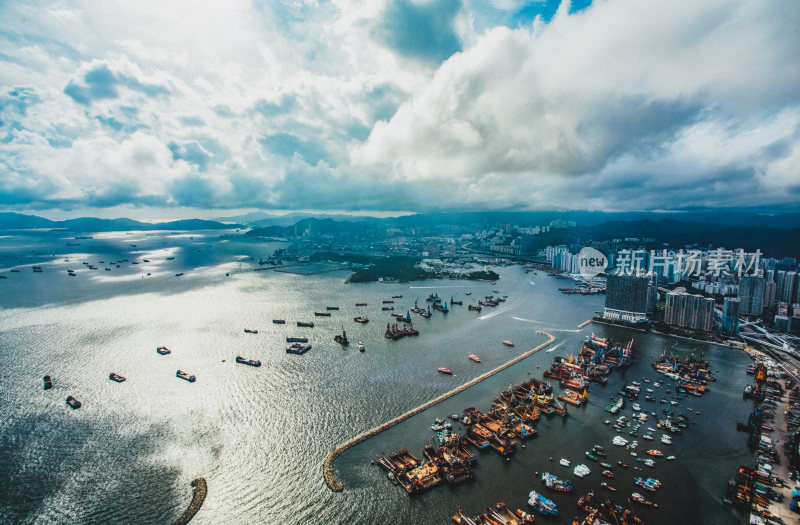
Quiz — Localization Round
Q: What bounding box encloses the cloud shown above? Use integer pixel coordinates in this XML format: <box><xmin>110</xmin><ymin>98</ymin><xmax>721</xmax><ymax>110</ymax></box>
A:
<box><xmin>374</xmin><ymin>0</ymin><xmax>464</xmax><ymax>65</ymax></box>
<box><xmin>63</xmin><ymin>63</ymin><xmax>170</xmax><ymax>106</ymax></box>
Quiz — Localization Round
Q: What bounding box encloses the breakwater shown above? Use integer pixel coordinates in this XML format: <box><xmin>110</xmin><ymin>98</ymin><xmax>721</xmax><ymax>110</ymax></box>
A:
<box><xmin>322</xmin><ymin>331</ymin><xmax>556</xmax><ymax>491</ymax></box>
<box><xmin>172</xmin><ymin>477</ymin><xmax>207</xmax><ymax>525</ymax></box>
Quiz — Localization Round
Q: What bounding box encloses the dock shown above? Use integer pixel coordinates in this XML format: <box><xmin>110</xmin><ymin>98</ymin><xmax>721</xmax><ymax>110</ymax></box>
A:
<box><xmin>172</xmin><ymin>477</ymin><xmax>207</xmax><ymax>525</ymax></box>
<box><xmin>322</xmin><ymin>331</ymin><xmax>556</xmax><ymax>492</ymax></box>
<box><xmin>577</xmin><ymin>319</ymin><xmax>592</xmax><ymax>329</ymax></box>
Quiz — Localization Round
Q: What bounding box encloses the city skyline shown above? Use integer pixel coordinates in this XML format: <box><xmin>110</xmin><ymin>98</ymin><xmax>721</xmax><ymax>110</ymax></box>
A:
<box><xmin>1</xmin><ymin>0</ymin><xmax>799</xmax><ymax>220</ymax></box>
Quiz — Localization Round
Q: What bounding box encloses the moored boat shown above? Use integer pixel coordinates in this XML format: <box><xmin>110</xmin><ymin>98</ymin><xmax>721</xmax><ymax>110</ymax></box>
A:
<box><xmin>236</xmin><ymin>356</ymin><xmax>262</xmax><ymax>367</ymax></box>
<box><xmin>559</xmin><ymin>458</ymin><xmax>571</xmax><ymax>467</ymax></box>
<box><xmin>358</xmin><ymin>341</ymin><xmax>365</xmax><ymax>352</ymax></box>
<box><xmin>286</xmin><ymin>343</ymin><xmax>312</xmax><ymax>354</ymax></box>
<box><xmin>176</xmin><ymin>370</ymin><xmax>196</xmax><ymax>382</ymax></box>
<box><xmin>527</xmin><ymin>490</ymin><xmax>558</xmax><ymax>516</ymax></box>
<box><xmin>286</xmin><ymin>336</ymin><xmax>309</xmax><ymax>343</ymax></box>
<box><xmin>314</xmin><ymin>312</ymin><xmax>331</xmax><ymax>316</ymax></box>
<box><xmin>573</xmin><ymin>464</ymin><xmax>591</xmax><ymax>478</ymax></box>
<box><xmin>354</xmin><ymin>316</ymin><xmax>369</xmax><ymax>323</ymax></box>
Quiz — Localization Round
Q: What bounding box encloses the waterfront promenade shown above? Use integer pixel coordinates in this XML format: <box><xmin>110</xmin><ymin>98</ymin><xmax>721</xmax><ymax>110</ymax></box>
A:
<box><xmin>323</xmin><ymin>331</ymin><xmax>556</xmax><ymax>491</ymax></box>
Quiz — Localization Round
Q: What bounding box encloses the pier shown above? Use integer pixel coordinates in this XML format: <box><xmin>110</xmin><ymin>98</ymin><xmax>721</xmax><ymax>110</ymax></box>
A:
<box><xmin>322</xmin><ymin>331</ymin><xmax>556</xmax><ymax>491</ymax></box>
<box><xmin>577</xmin><ymin>319</ymin><xmax>591</xmax><ymax>329</ymax></box>
<box><xmin>172</xmin><ymin>477</ymin><xmax>207</xmax><ymax>525</ymax></box>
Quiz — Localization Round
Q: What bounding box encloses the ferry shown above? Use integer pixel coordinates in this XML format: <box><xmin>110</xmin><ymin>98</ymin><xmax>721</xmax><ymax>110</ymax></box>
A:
<box><xmin>502</xmin><ymin>340</ymin><xmax>514</xmax><ymax>347</ymax></box>
<box><xmin>176</xmin><ymin>370</ymin><xmax>196</xmax><ymax>382</ymax></box>
<box><xmin>437</xmin><ymin>368</ymin><xmax>453</xmax><ymax>375</ymax></box>
<box><xmin>43</xmin><ymin>375</ymin><xmax>53</xmax><ymax>390</ymax></box>
<box><xmin>468</xmin><ymin>354</ymin><xmax>481</xmax><ymax>363</ymax></box>
<box><xmin>358</xmin><ymin>341</ymin><xmax>365</xmax><ymax>352</ymax></box>
<box><xmin>236</xmin><ymin>356</ymin><xmax>261</xmax><ymax>367</ymax></box>
<box><xmin>109</xmin><ymin>373</ymin><xmax>126</xmax><ymax>382</ymax></box>
<box><xmin>286</xmin><ymin>336</ymin><xmax>309</xmax><ymax>343</ymax></box>
<box><xmin>243</xmin><ymin>328</ymin><xmax>258</xmax><ymax>334</ymax></box>
<box><xmin>156</xmin><ymin>346</ymin><xmax>171</xmax><ymax>355</ymax></box>
<box><xmin>527</xmin><ymin>490</ymin><xmax>558</xmax><ymax>516</ymax></box>
<box><xmin>354</xmin><ymin>316</ymin><xmax>369</xmax><ymax>323</ymax></box>
<box><xmin>297</xmin><ymin>321</ymin><xmax>314</xmax><ymax>327</ymax></box>
<box><xmin>65</xmin><ymin>396</ymin><xmax>82</xmax><ymax>409</ymax></box>
<box><xmin>286</xmin><ymin>343</ymin><xmax>312</xmax><ymax>354</ymax></box>
<box><xmin>273</xmin><ymin>319</ymin><xmax>286</xmax><ymax>324</ymax></box>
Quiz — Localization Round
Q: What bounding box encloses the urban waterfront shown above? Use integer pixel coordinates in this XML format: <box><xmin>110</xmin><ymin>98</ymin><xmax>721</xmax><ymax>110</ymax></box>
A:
<box><xmin>0</xmin><ymin>230</ymin><xmax>758</xmax><ymax>524</ymax></box>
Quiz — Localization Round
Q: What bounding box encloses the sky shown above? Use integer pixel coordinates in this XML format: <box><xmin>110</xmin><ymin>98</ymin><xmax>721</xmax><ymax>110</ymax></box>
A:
<box><xmin>1</xmin><ymin>0</ymin><xmax>799</xmax><ymax>220</ymax></box>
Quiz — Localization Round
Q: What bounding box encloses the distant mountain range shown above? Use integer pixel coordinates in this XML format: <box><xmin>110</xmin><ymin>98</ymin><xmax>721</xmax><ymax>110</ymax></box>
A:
<box><xmin>0</xmin><ymin>213</ymin><xmax>243</xmax><ymax>232</ymax></box>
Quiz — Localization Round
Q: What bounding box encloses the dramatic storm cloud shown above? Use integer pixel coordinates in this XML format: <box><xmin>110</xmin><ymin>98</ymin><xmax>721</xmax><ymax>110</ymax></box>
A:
<box><xmin>0</xmin><ymin>0</ymin><xmax>798</xmax><ymax>216</ymax></box>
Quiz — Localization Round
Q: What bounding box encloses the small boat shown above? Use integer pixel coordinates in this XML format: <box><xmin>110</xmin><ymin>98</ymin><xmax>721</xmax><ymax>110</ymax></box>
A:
<box><xmin>272</xmin><ymin>319</ymin><xmax>286</xmax><ymax>324</ymax></box>
<box><xmin>666</xmin><ymin>455</ymin><xmax>676</xmax><ymax>461</ymax></box>
<box><xmin>326</xmin><ymin>306</ymin><xmax>339</xmax><ymax>310</ymax></box>
<box><xmin>65</xmin><ymin>396</ymin><xmax>81</xmax><ymax>409</ymax></box>
<box><xmin>156</xmin><ymin>346</ymin><xmax>171</xmax><ymax>355</ymax></box>
<box><xmin>381</xmin><ymin>306</ymin><xmax>394</xmax><ymax>311</ymax></box>
<box><xmin>601</xmin><ymin>470</ymin><xmax>614</xmax><ymax>479</ymax></box>
<box><xmin>527</xmin><ymin>490</ymin><xmax>558</xmax><ymax>516</ymax></box>
<box><xmin>468</xmin><ymin>354</ymin><xmax>481</xmax><ymax>363</ymax></box>
<box><xmin>631</xmin><ymin>492</ymin><xmax>658</xmax><ymax>508</ymax></box>
<box><xmin>175</xmin><ymin>273</ymin><xmax>184</xmax><ymax>277</ymax></box>
<box><xmin>314</xmin><ymin>312</ymin><xmax>332</xmax><ymax>317</ymax></box>
<box><xmin>358</xmin><ymin>341</ymin><xmax>365</xmax><ymax>352</ymax></box>
<box><xmin>612</xmin><ymin>436</ymin><xmax>628</xmax><ymax>447</ymax></box>
<box><xmin>600</xmin><ymin>482</ymin><xmax>617</xmax><ymax>492</ymax></box>
<box><xmin>176</xmin><ymin>370</ymin><xmax>196</xmax><ymax>382</ymax></box>
<box><xmin>286</xmin><ymin>336</ymin><xmax>309</xmax><ymax>343</ymax></box>
<box><xmin>632</xmin><ymin>403</ymin><xmax>641</xmax><ymax>411</ymax></box>
<box><xmin>353</xmin><ymin>316</ymin><xmax>368</xmax><ymax>323</ymax></box>
<box><xmin>392</xmin><ymin>295</ymin><xmax>403</xmax><ymax>298</ymax></box>
<box><xmin>243</xmin><ymin>328</ymin><xmax>258</xmax><ymax>334</ymax></box>
<box><xmin>286</xmin><ymin>343</ymin><xmax>312</xmax><ymax>354</ymax></box>
<box><xmin>643</xmin><ymin>458</ymin><xmax>656</xmax><ymax>468</ymax></box>
<box><xmin>646</xmin><ymin>449</ymin><xmax>663</xmax><ymax>457</ymax></box>
<box><xmin>502</xmin><ymin>340</ymin><xmax>514</xmax><ymax>347</ymax></box>
<box><xmin>618</xmin><ymin>461</ymin><xmax>628</xmax><ymax>468</ymax></box>
<box><xmin>109</xmin><ymin>373</ymin><xmax>126</xmax><ymax>382</ymax></box>
<box><xmin>573</xmin><ymin>464</ymin><xmax>591</xmax><ymax>478</ymax></box>
<box><xmin>559</xmin><ymin>458</ymin><xmax>571</xmax><ymax>467</ymax></box>
<box><xmin>600</xmin><ymin>462</ymin><xmax>612</xmax><ymax>469</ymax></box>
<box><xmin>236</xmin><ymin>356</ymin><xmax>261</xmax><ymax>367</ymax></box>
<box><xmin>437</xmin><ymin>368</ymin><xmax>453</xmax><ymax>375</ymax></box>
<box><xmin>661</xmin><ymin>435</ymin><xmax>672</xmax><ymax>445</ymax></box>
<box><xmin>541</xmin><ymin>472</ymin><xmax>573</xmax><ymax>493</ymax></box>
<box><xmin>43</xmin><ymin>375</ymin><xmax>53</xmax><ymax>390</ymax></box>
<box><xmin>297</xmin><ymin>321</ymin><xmax>315</xmax><ymax>327</ymax></box>
<box><xmin>355</xmin><ymin>302</ymin><xmax>367</xmax><ymax>306</ymax></box>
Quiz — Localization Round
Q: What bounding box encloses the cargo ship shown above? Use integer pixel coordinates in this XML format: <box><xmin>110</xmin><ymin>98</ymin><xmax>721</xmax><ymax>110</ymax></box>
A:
<box><xmin>502</xmin><ymin>340</ymin><xmax>514</xmax><ymax>347</ymax></box>
<box><xmin>438</xmin><ymin>368</ymin><xmax>453</xmax><ymax>375</ymax></box>
<box><xmin>468</xmin><ymin>354</ymin><xmax>481</xmax><ymax>363</ymax></box>
<box><xmin>326</xmin><ymin>306</ymin><xmax>339</xmax><ymax>310</ymax></box>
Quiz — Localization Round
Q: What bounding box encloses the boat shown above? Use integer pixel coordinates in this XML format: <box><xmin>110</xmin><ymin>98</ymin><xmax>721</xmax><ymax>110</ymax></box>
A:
<box><xmin>273</xmin><ymin>319</ymin><xmax>286</xmax><ymax>324</ymax></box>
<box><xmin>236</xmin><ymin>356</ymin><xmax>261</xmax><ymax>367</ymax></box>
<box><xmin>573</xmin><ymin>464</ymin><xmax>591</xmax><ymax>478</ymax></box>
<box><xmin>661</xmin><ymin>435</ymin><xmax>672</xmax><ymax>445</ymax></box>
<box><xmin>631</xmin><ymin>492</ymin><xmax>658</xmax><ymax>508</ymax></box>
<box><xmin>438</xmin><ymin>368</ymin><xmax>453</xmax><ymax>375</ymax></box>
<box><xmin>646</xmin><ymin>449</ymin><xmax>663</xmax><ymax>457</ymax></box>
<box><xmin>392</xmin><ymin>295</ymin><xmax>403</xmax><ymax>298</ymax></box>
<box><xmin>358</xmin><ymin>341</ymin><xmax>365</xmax><ymax>352</ymax></box>
<box><xmin>612</xmin><ymin>436</ymin><xmax>628</xmax><ymax>447</ymax></box>
<box><xmin>334</xmin><ymin>328</ymin><xmax>349</xmax><ymax>346</ymax></box>
<box><xmin>43</xmin><ymin>375</ymin><xmax>53</xmax><ymax>390</ymax></box>
<box><xmin>286</xmin><ymin>343</ymin><xmax>312</xmax><ymax>354</ymax></box>
<box><xmin>355</xmin><ymin>302</ymin><xmax>367</xmax><ymax>306</ymax></box>
<box><xmin>600</xmin><ymin>482</ymin><xmax>617</xmax><ymax>492</ymax></box>
<box><xmin>156</xmin><ymin>346</ymin><xmax>171</xmax><ymax>355</ymax></box>
<box><xmin>527</xmin><ymin>490</ymin><xmax>558</xmax><ymax>516</ymax></box>
<box><xmin>601</xmin><ymin>470</ymin><xmax>614</xmax><ymax>478</ymax></box>
<box><xmin>541</xmin><ymin>472</ymin><xmax>573</xmax><ymax>493</ymax></box>
<box><xmin>559</xmin><ymin>458</ymin><xmax>571</xmax><ymax>467</ymax></box>
<box><xmin>286</xmin><ymin>336</ymin><xmax>309</xmax><ymax>343</ymax></box>
<box><xmin>326</xmin><ymin>306</ymin><xmax>339</xmax><ymax>311</ymax></box>
<box><xmin>632</xmin><ymin>403</ymin><xmax>641</xmax><ymax>411</ymax></box>
<box><xmin>643</xmin><ymin>458</ymin><xmax>656</xmax><ymax>468</ymax></box>
<box><xmin>176</xmin><ymin>370</ymin><xmax>196</xmax><ymax>382</ymax></box>
<box><xmin>297</xmin><ymin>321</ymin><xmax>314</xmax><ymax>327</ymax></box>
<box><xmin>502</xmin><ymin>340</ymin><xmax>514</xmax><ymax>347</ymax></box>
<box><xmin>467</xmin><ymin>304</ymin><xmax>481</xmax><ymax>311</ymax></box>
<box><xmin>381</xmin><ymin>306</ymin><xmax>394</xmax><ymax>311</ymax></box>
<box><xmin>109</xmin><ymin>373</ymin><xmax>126</xmax><ymax>382</ymax></box>
<box><xmin>314</xmin><ymin>312</ymin><xmax>331</xmax><ymax>316</ymax></box>
<box><xmin>243</xmin><ymin>328</ymin><xmax>258</xmax><ymax>334</ymax></box>
<box><xmin>666</xmin><ymin>455</ymin><xmax>676</xmax><ymax>461</ymax></box>
<box><xmin>65</xmin><ymin>395</ymin><xmax>81</xmax><ymax>409</ymax></box>
<box><xmin>468</xmin><ymin>354</ymin><xmax>481</xmax><ymax>363</ymax></box>
<box><xmin>175</xmin><ymin>273</ymin><xmax>184</xmax><ymax>277</ymax></box>
<box><xmin>354</xmin><ymin>316</ymin><xmax>369</xmax><ymax>323</ymax></box>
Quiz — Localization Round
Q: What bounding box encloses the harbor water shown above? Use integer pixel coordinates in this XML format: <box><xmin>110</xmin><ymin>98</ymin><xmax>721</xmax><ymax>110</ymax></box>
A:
<box><xmin>0</xmin><ymin>230</ymin><xmax>753</xmax><ymax>524</ymax></box>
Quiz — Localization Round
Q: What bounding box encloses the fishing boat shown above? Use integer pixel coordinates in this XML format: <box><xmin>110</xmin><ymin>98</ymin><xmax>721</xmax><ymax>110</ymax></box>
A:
<box><xmin>601</xmin><ymin>470</ymin><xmax>614</xmax><ymax>479</ymax></box>
<box><xmin>358</xmin><ymin>341</ymin><xmax>365</xmax><ymax>352</ymax></box>
<box><xmin>43</xmin><ymin>375</ymin><xmax>53</xmax><ymax>390</ymax></box>
<box><xmin>468</xmin><ymin>354</ymin><xmax>481</xmax><ymax>363</ymax></box>
<box><xmin>661</xmin><ymin>435</ymin><xmax>672</xmax><ymax>445</ymax></box>
<box><xmin>612</xmin><ymin>436</ymin><xmax>628</xmax><ymax>447</ymax></box>
<box><xmin>235</xmin><ymin>356</ymin><xmax>261</xmax><ymax>367</ymax></box>
<box><xmin>243</xmin><ymin>328</ymin><xmax>258</xmax><ymax>334</ymax></box>
<box><xmin>646</xmin><ymin>449</ymin><xmax>663</xmax><ymax>457</ymax></box>
<box><xmin>573</xmin><ymin>464</ymin><xmax>591</xmax><ymax>478</ymax></box>
<box><xmin>156</xmin><ymin>346</ymin><xmax>171</xmax><ymax>355</ymax></box>
<box><xmin>502</xmin><ymin>340</ymin><xmax>514</xmax><ymax>347</ymax></box>
<box><xmin>541</xmin><ymin>472</ymin><xmax>573</xmax><ymax>493</ymax></box>
<box><xmin>631</xmin><ymin>492</ymin><xmax>658</xmax><ymax>508</ymax></box>
<box><xmin>176</xmin><ymin>370</ymin><xmax>196</xmax><ymax>382</ymax></box>
<box><xmin>109</xmin><ymin>373</ymin><xmax>126</xmax><ymax>382</ymax></box>
<box><xmin>527</xmin><ymin>490</ymin><xmax>558</xmax><ymax>516</ymax></box>
<box><xmin>438</xmin><ymin>368</ymin><xmax>453</xmax><ymax>375</ymax></box>
<box><xmin>297</xmin><ymin>321</ymin><xmax>315</xmax><ymax>327</ymax></box>
<box><xmin>334</xmin><ymin>328</ymin><xmax>349</xmax><ymax>346</ymax></box>
<box><xmin>643</xmin><ymin>458</ymin><xmax>656</xmax><ymax>468</ymax></box>
<box><xmin>273</xmin><ymin>319</ymin><xmax>286</xmax><ymax>324</ymax></box>
<box><xmin>600</xmin><ymin>482</ymin><xmax>617</xmax><ymax>492</ymax></box>
<box><xmin>65</xmin><ymin>396</ymin><xmax>81</xmax><ymax>409</ymax></box>
<box><xmin>354</xmin><ymin>316</ymin><xmax>369</xmax><ymax>323</ymax></box>
<box><xmin>559</xmin><ymin>458</ymin><xmax>571</xmax><ymax>467</ymax></box>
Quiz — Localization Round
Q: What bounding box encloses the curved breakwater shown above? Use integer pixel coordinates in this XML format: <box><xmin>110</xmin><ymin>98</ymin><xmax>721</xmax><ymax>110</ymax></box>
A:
<box><xmin>172</xmin><ymin>477</ymin><xmax>207</xmax><ymax>525</ymax></box>
<box><xmin>323</xmin><ymin>331</ymin><xmax>556</xmax><ymax>491</ymax></box>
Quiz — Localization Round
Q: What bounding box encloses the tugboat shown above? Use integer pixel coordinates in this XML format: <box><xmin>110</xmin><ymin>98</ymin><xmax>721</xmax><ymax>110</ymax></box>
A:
<box><xmin>354</xmin><ymin>316</ymin><xmax>369</xmax><ymax>324</ymax></box>
<box><xmin>176</xmin><ymin>370</ymin><xmax>196</xmax><ymax>382</ymax></box>
<box><xmin>43</xmin><ymin>375</ymin><xmax>53</xmax><ymax>390</ymax></box>
<box><xmin>109</xmin><ymin>373</ymin><xmax>126</xmax><ymax>382</ymax></box>
<box><xmin>65</xmin><ymin>396</ymin><xmax>82</xmax><ymax>409</ymax></box>
<box><xmin>527</xmin><ymin>490</ymin><xmax>558</xmax><ymax>516</ymax></box>
<box><xmin>502</xmin><ymin>340</ymin><xmax>514</xmax><ymax>347</ymax></box>
<box><xmin>437</xmin><ymin>368</ymin><xmax>453</xmax><ymax>375</ymax></box>
<box><xmin>358</xmin><ymin>341</ymin><xmax>365</xmax><ymax>352</ymax></box>
<box><xmin>235</xmin><ymin>356</ymin><xmax>262</xmax><ymax>367</ymax></box>
<box><xmin>156</xmin><ymin>346</ymin><xmax>171</xmax><ymax>355</ymax></box>
<box><xmin>297</xmin><ymin>321</ymin><xmax>314</xmax><ymax>327</ymax></box>
<box><xmin>334</xmin><ymin>328</ymin><xmax>349</xmax><ymax>346</ymax></box>
<box><xmin>468</xmin><ymin>354</ymin><xmax>481</xmax><ymax>363</ymax></box>
<box><xmin>243</xmin><ymin>328</ymin><xmax>258</xmax><ymax>334</ymax></box>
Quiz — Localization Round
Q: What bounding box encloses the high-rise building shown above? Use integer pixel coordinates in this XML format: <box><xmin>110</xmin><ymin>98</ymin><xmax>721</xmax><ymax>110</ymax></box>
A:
<box><xmin>664</xmin><ymin>288</ymin><xmax>714</xmax><ymax>332</ymax></box>
<box><xmin>764</xmin><ymin>280</ymin><xmax>777</xmax><ymax>308</ymax></box>
<box><xmin>776</xmin><ymin>271</ymin><xmax>797</xmax><ymax>304</ymax></box>
<box><xmin>604</xmin><ymin>271</ymin><xmax>656</xmax><ymax>323</ymax></box>
<box><xmin>721</xmin><ymin>297</ymin><xmax>740</xmax><ymax>335</ymax></box>
<box><xmin>738</xmin><ymin>275</ymin><xmax>765</xmax><ymax>316</ymax></box>
<box><xmin>765</xmin><ymin>269</ymin><xmax>775</xmax><ymax>283</ymax></box>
